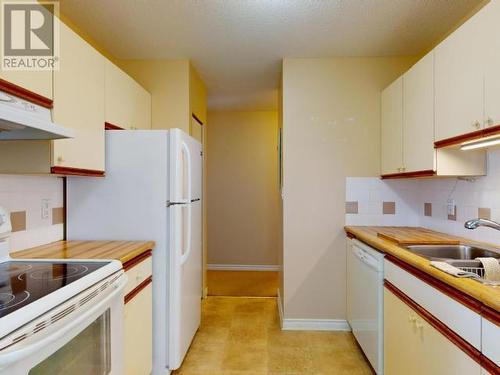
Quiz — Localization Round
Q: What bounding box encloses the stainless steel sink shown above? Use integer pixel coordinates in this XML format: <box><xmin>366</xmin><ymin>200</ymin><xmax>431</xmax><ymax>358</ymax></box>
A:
<box><xmin>404</xmin><ymin>244</ymin><xmax>500</xmax><ymax>261</ymax></box>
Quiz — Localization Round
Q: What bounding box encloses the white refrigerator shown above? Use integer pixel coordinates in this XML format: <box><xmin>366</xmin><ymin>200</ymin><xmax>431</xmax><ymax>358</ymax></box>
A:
<box><xmin>66</xmin><ymin>129</ymin><xmax>202</xmax><ymax>374</ymax></box>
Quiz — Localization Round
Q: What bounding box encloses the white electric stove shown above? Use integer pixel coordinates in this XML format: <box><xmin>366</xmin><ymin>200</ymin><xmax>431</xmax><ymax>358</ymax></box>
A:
<box><xmin>0</xmin><ymin>207</ymin><xmax>127</xmax><ymax>375</ymax></box>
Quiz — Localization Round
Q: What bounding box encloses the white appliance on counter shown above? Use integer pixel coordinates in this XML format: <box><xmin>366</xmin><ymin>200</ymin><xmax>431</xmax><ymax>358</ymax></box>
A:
<box><xmin>0</xmin><ymin>207</ymin><xmax>127</xmax><ymax>375</ymax></box>
<box><xmin>347</xmin><ymin>238</ymin><xmax>384</xmax><ymax>375</ymax></box>
<box><xmin>66</xmin><ymin>129</ymin><xmax>202</xmax><ymax>375</ymax></box>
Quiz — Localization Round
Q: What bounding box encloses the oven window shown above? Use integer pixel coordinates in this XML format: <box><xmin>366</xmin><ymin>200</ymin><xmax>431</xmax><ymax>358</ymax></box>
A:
<box><xmin>29</xmin><ymin>309</ymin><xmax>111</xmax><ymax>375</ymax></box>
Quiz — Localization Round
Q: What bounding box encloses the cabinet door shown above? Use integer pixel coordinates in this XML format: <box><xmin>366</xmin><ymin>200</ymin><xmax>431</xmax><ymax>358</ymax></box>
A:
<box><xmin>403</xmin><ymin>52</ymin><xmax>435</xmax><ymax>172</ymax></box>
<box><xmin>105</xmin><ymin>60</ymin><xmax>151</xmax><ymax>130</ymax></box>
<box><xmin>434</xmin><ymin>7</ymin><xmax>487</xmax><ymax>141</ymax></box>
<box><xmin>381</xmin><ymin>77</ymin><xmax>403</xmax><ymax>175</ymax></box>
<box><xmin>124</xmin><ymin>283</ymin><xmax>153</xmax><ymax>375</ymax></box>
<box><xmin>484</xmin><ymin>1</ymin><xmax>500</xmax><ymax>128</ymax></box>
<box><xmin>384</xmin><ymin>288</ymin><xmax>420</xmax><ymax>375</ymax></box>
<box><xmin>0</xmin><ymin>70</ymin><xmax>53</xmax><ymax>100</ymax></box>
<box><xmin>52</xmin><ymin>22</ymin><xmax>105</xmax><ymax>171</ymax></box>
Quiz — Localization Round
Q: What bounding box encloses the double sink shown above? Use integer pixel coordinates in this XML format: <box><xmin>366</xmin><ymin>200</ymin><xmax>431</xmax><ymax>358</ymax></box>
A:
<box><xmin>405</xmin><ymin>244</ymin><xmax>500</xmax><ymax>284</ymax></box>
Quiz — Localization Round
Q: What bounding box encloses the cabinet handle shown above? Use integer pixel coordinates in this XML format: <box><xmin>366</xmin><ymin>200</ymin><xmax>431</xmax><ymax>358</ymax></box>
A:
<box><xmin>408</xmin><ymin>314</ymin><xmax>417</xmax><ymax>323</ymax></box>
<box><xmin>472</xmin><ymin>121</ymin><xmax>481</xmax><ymax>129</ymax></box>
<box><xmin>415</xmin><ymin>321</ymin><xmax>424</xmax><ymax>330</ymax></box>
<box><xmin>56</xmin><ymin>156</ymin><xmax>64</xmax><ymax>164</ymax></box>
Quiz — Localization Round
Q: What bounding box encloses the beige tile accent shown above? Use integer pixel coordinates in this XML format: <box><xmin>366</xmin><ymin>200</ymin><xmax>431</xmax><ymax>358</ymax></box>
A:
<box><xmin>10</xmin><ymin>211</ymin><xmax>26</xmax><ymax>232</ymax></box>
<box><xmin>448</xmin><ymin>206</ymin><xmax>457</xmax><ymax>221</ymax></box>
<box><xmin>424</xmin><ymin>203</ymin><xmax>432</xmax><ymax>217</ymax></box>
<box><xmin>345</xmin><ymin>201</ymin><xmax>358</xmax><ymax>214</ymax></box>
<box><xmin>52</xmin><ymin>207</ymin><xmax>65</xmax><ymax>225</ymax></box>
<box><xmin>478</xmin><ymin>207</ymin><xmax>491</xmax><ymax>220</ymax></box>
<box><xmin>383</xmin><ymin>201</ymin><xmax>396</xmax><ymax>215</ymax></box>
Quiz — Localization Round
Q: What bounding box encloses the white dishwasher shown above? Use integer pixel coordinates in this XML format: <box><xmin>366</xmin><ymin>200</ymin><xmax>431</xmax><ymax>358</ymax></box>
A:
<box><xmin>347</xmin><ymin>238</ymin><xmax>384</xmax><ymax>375</ymax></box>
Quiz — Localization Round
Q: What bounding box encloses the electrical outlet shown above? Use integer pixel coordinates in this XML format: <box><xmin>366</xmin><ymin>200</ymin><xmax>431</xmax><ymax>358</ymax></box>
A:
<box><xmin>446</xmin><ymin>199</ymin><xmax>455</xmax><ymax>216</ymax></box>
<box><xmin>41</xmin><ymin>199</ymin><xmax>50</xmax><ymax>219</ymax></box>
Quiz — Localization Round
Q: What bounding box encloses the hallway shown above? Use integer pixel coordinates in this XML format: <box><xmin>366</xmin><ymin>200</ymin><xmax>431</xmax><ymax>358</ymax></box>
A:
<box><xmin>173</xmin><ymin>297</ymin><xmax>373</xmax><ymax>374</ymax></box>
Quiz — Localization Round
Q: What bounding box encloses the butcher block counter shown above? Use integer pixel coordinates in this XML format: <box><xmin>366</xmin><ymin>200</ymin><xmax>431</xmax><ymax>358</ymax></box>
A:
<box><xmin>345</xmin><ymin>226</ymin><xmax>500</xmax><ymax>313</ymax></box>
<box><xmin>11</xmin><ymin>240</ymin><xmax>155</xmax><ymax>267</ymax></box>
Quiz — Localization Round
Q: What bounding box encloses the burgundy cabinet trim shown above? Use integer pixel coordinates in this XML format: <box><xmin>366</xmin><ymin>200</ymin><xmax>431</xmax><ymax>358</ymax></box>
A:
<box><xmin>482</xmin><ymin>305</ymin><xmax>500</xmax><ymax>327</ymax></box>
<box><xmin>434</xmin><ymin>125</ymin><xmax>500</xmax><ymax>149</ymax></box>
<box><xmin>385</xmin><ymin>254</ymin><xmax>482</xmax><ymax>313</ymax></box>
<box><xmin>384</xmin><ymin>280</ymin><xmax>482</xmax><ymax>366</ymax></box>
<box><xmin>124</xmin><ymin>276</ymin><xmax>152</xmax><ymax>304</ymax></box>
<box><xmin>381</xmin><ymin>170</ymin><xmax>436</xmax><ymax>180</ymax></box>
<box><xmin>122</xmin><ymin>250</ymin><xmax>152</xmax><ymax>271</ymax></box>
<box><xmin>104</xmin><ymin>122</ymin><xmax>125</xmax><ymax>130</ymax></box>
<box><xmin>0</xmin><ymin>78</ymin><xmax>53</xmax><ymax>109</ymax></box>
<box><xmin>51</xmin><ymin>166</ymin><xmax>105</xmax><ymax>177</ymax></box>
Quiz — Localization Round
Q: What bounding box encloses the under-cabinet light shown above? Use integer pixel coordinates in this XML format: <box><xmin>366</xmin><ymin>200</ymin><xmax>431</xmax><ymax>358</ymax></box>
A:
<box><xmin>460</xmin><ymin>134</ymin><xmax>500</xmax><ymax>151</ymax></box>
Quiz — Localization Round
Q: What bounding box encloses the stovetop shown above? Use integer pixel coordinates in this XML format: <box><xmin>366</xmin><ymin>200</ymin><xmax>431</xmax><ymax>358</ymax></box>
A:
<box><xmin>0</xmin><ymin>260</ymin><xmax>109</xmax><ymax>318</ymax></box>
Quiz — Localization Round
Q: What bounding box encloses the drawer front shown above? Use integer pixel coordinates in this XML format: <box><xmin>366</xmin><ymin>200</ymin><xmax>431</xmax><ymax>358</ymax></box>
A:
<box><xmin>124</xmin><ymin>256</ymin><xmax>153</xmax><ymax>296</ymax></box>
<box><xmin>384</xmin><ymin>259</ymin><xmax>481</xmax><ymax>349</ymax></box>
<box><xmin>482</xmin><ymin>317</ymin><xmax>500</xmax><ymax>367</ymax></box>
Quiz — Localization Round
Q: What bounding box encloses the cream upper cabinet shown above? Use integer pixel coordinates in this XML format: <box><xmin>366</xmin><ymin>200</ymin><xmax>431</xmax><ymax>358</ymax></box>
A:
<box><xmin>381</xmin><ymin>77</ymin><xmax>403</xmax><ymax>175</ymax></box>
<box><xmin>434</xmin><ymin>5</ymin><xmax>487</xmax><ymax>141</ymax></box>
<box><xmin>484</xmin><ymin>1</ymin><xmax>500</xmax><ymax>128</ymax></box>
<box><xmin>52</xmin><ymin>22</ymin><xmax>105</xmax><ymax>171</ymax></box>
<box><xmin>403</xmin><ymin>52</ymin><xmax>435</xmax><ymax>172</ymax></box>
<box><xmin>0</xmin><ymin>70</ymin><xmax>53</xmax><ymax>100</ymax></box>
<box><xmin>105</xmin><ymin>60</ymin><xmax>151</xmax><ymax>130</ymax></box>
<box><xmin>384</xmin><ymin>288</ymin><xmax>481</xmax><ymax>375</ymax></box>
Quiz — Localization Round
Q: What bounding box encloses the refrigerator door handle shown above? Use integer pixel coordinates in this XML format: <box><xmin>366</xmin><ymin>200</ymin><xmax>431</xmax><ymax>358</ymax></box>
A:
<box><xmin>180</xmin><ymin>141</ymin><xmax>192</xmax><ymax>266</ymax></box>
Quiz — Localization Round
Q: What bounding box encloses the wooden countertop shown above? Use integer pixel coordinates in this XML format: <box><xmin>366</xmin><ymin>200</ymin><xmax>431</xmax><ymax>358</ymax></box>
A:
<box><xmin>345</xmin><ymin>226</ymin><xmax>500</xmax><ymax>313</ymax></box>
<box><xmin>12</xmin><ymin>240</ymin><xmax>155</xmax><ymax>265</ymax></box>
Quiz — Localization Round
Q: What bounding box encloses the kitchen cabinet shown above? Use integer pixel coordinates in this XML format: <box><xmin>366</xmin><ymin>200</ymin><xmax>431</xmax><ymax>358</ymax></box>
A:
<box><xmin>52</xmin><ymin>22</ymin><xmax>105</xmax><ymax>172</ymax></box>
<box><xmin>484</xmin><ymin>1</ymin><xmax>500</xmax><ymax>129</ymax></box>
<box><xmin>124</xmin><ymin>254</ymin><xmax>153</xmax><ymax>375</ymax></box>
<box><xmin>105</xmin><ymin>60</ymin><xmax>151</xmax><ymax>130</ymax></box>
<box><xmin>482</xmin><ymin>315</ymin><xmax>500</xmax><ymax>368</ymax></box>
<box><xmin>384</xmin><ymin>287</ymin><xmax>481</xmax><ymax>375</ymax></box>
<box><xmin>434</xmin><ymin>3</ymin><xmax>486</xmax><ymax>141</ymax></box>
<box><xmin>403</xmin><ymin>52</ymin><xmax>434</xmax><ymax>173</ymax></box>
<box><xmin>0</xmin><ymin>70</ymin><xmax>53</xmax><ymax>100</ymax></box>
<box><xmin>381</xmin><ymin>76</ymin><xmax>403</xmax><ymax>175</ymax></box>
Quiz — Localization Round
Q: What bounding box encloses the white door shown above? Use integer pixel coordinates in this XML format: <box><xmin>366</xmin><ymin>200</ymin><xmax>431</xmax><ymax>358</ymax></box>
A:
<box><xmin>168</xmin><ymin>129</ymin><xmax>202</xmax><ymax>370</ymax></box>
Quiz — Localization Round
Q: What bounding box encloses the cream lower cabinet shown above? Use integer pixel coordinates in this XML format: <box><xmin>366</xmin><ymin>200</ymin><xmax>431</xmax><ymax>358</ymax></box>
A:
<box><xmin>124</xmin><ymin>283</ymin><xmax>153</xmax><ymax>375</ymax></box>
<box><xmin>105</xmin><ymin>61</ymin><xmax>151</xmax><ymax>130</ymax></box>
<box><xmin>384</xmin><ymin>287</ymin><xmax>481</xmax><ymax>375</ymax></box>
<box><xmin>123</xmin><ymin>254</ymin><xmax>153</xmax><ymax>375</ymax></box>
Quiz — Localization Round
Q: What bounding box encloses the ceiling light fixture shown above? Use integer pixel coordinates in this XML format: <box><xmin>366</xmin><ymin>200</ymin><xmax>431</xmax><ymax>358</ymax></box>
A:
<box><xmin>460</xmin><ymin>134</ymin><xmax>500</xmax><ymax>151</ymax></box>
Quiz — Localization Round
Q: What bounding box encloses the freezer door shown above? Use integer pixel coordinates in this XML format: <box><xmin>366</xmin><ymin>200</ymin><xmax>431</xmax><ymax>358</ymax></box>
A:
<box><xmin>168</xmin><ymin>129</ymin><xmax>202</xmax><ymax>370</ymax></box>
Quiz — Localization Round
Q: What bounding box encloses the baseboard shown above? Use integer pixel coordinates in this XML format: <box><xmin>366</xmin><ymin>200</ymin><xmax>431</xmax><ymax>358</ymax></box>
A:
<box><xmin>277</xmin><ymin>288</ymin><xmax>284</xmax><ymax>329</ymax></box>
<box><xmin>207</xmin><ymin>263</ymin><xmax>280</xmax><ymax>271</ymax></box>
<box><xmin>276</xmin><ymin>288</ymin><xmax>351</xmax><ymax>331</ymax></box>
<box><xmin>281</xmin><ymin>318</ymin><xmax>351</xmax><ymax>331</ymax></box>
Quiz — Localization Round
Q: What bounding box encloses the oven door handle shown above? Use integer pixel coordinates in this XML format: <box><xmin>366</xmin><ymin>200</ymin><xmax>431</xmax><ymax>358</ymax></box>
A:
<box><xmin>0</xmin><ymin>274</ymin><xmax>127</xmax><ymax>369</ymax></box>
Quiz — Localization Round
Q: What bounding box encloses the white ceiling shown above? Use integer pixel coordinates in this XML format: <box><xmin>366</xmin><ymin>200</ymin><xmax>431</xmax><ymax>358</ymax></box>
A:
<box><xmin>60</xmin><ymin>0</ymin><xmax>483</xmax><ymax>111</ymax></box>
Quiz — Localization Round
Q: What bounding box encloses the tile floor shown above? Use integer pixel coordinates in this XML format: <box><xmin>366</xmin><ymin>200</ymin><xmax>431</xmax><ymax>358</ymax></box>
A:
<box><xmin>207</xmin><ymin>271</ymin><xmax>279</xmax><ymax>297</ymax></box>
<box><xmin>173</xmin><ymin>297</ymin><xmax>374</xmax><ymax>375</ymax></box>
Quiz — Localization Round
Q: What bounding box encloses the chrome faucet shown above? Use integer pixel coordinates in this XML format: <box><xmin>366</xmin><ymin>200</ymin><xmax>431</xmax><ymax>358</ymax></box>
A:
<box><xmin>464</xmin><ymin>218</ymin><xmax>500</xmax><ymax>231</ymax></box>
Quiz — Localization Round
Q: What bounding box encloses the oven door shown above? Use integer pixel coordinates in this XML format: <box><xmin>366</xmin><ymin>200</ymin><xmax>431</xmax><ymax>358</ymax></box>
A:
<box><xmin>0</xmin><ymin>273</ymin><xmax>126</xmax><ymax>375</ymax></box>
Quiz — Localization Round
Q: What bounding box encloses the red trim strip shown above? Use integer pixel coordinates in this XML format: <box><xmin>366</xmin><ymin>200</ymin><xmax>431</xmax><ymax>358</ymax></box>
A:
<box><xmin>51</xmin><ymin>166</ymin><xmax>105</xmax><ymax>177</ymax></box>
<box><xmin>481</xmin><ymin>354</ymin><xmax>500</xmax><ymax>375</ymax></box>
<box><xmin>384</xmin><ymin>281</ymin><xmax>482</xmax><ymax>365</ymax></box>
<box><xmin>104</xmin><ymin>122</ymin><xmax>125</xmax><ymax>130</ymax></box>
<box><xmin>124</xmin><ymin>276</ymin><xmax>152</xmax><ymax>304</ymax></box>
<box><xmin>122</xmin><ymin>250</ymin><xmax>152</xmax><ymax>271</ymax></box>
<box><xmin>191</xmin><ymin>113</ymin><xmax>204</xmax><ymax>126</ymax></box>
<box><xmin>381</xmin><ymin>170</ymin><xmax>436</xmax><ymax>180</ymax></box>
<box><xmin>0</xmin><ymin>78</ymin><xmax>53</xmax><ymax>109</ymax></box>
<box><xmin>385</xmin><ymin>254</ymin><xmax>482</xmax><ymax>313</ymax></box>
<box><xmin>434</xmin><ymin>125</ymin><xmax>500</xmax><ymax>149</ymax></box>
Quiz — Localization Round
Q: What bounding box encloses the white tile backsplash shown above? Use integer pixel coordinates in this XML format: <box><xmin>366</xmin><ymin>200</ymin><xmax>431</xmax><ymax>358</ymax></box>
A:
<box><xmin>0</xmin><ymin>175</ymin><xmax>64</xmax><ymax>252</ymax></box>
<box><xmin>346</xmin><ymin>148</ymin><xmax>500</xmax><ymax>246</ymax></box>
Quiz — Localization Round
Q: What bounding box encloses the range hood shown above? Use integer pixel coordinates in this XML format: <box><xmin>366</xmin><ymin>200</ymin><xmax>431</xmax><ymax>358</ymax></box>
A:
<box><xmin>0</xmin><ymin>91</ymin><xmax>74</xmax><ymax>140</ymax></box>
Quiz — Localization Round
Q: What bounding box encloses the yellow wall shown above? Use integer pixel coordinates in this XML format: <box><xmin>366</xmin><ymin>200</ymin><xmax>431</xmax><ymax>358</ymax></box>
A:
<box><xmin>117</xmin><ymin>59</ymin><xmax>191</xmax><ymax>133</ymax></box>
<box><xmin>281</xmin><ymin>57</ymin><xmax>417</xmax><ymax>319</ymax></box>
<box><xmin>207</xmin><ymin>111</ymin><xmax>281</xmax><ymax>266</ymax></box>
